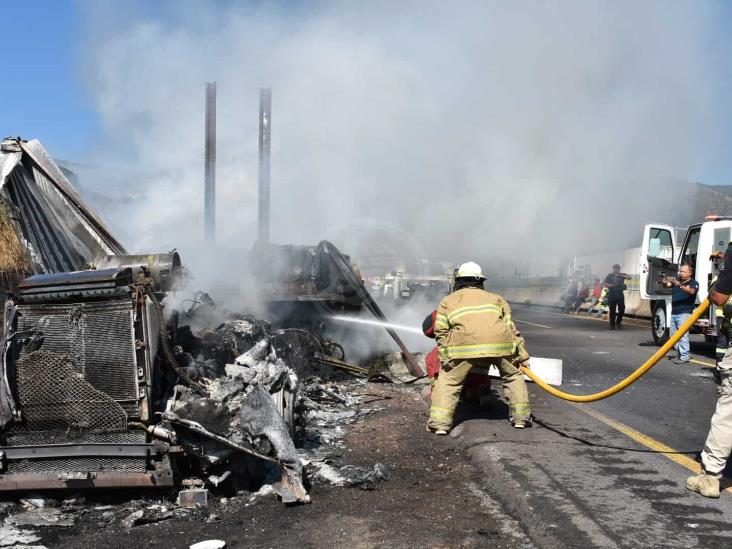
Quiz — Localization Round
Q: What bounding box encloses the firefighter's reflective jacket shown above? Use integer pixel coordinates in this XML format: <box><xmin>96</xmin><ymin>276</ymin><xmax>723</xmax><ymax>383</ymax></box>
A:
<box><xmin>435</xmin><ymin>286</ymin><xmax>528</xmax><ymax>362</ymax></box>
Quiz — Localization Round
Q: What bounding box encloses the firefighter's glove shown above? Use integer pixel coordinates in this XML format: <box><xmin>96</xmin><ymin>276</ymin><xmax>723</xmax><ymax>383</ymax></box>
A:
<box><xmin>516</xmin><ymin>343</ymin><xmax>530</xmax><ymax>364</ymax></box>
<box><xmin>513</xmin><ymin>346</ymin><xmax>530</xmax><ymax>367</ymax></box>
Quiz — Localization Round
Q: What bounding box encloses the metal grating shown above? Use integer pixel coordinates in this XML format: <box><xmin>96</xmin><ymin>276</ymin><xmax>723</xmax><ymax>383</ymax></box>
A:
<box><xmin>16</xmin><ymin>300</ymin><xmax>140</xmax><ymax>416</ymax></box>
<box><xmin>7</xmin><ymin>456</ymin><xmax>146</xmax><ymax>474</ymax></box>
<box><xmin>5</xmin><ymin>429</ymin><xmax>145</xmax><ymax>446</ymax></box>
<box><xmin>15</xmin><ymin>351</ymin><xmax>127</xmax><ymax>433</ymax></box>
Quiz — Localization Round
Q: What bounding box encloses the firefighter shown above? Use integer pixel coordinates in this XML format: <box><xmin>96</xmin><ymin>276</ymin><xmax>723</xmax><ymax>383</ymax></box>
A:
<box><xmin>595</xmin><ymin>285</ymin><xmax>609</xmax><ymax>318</ymax></box>
<box><xmin>687</xmin><ymin>243</ymin><xmax>732</xmax><ymax>497</ymax></box>
<box><xmin>423</xmin><ymin>309</ymin><xmax>493</xmax><ymax>405</ymax></box>
<box><xmin>427</xmin><ymin>261</ymin><xmax>532</xmax><ymax>435</ymax></box>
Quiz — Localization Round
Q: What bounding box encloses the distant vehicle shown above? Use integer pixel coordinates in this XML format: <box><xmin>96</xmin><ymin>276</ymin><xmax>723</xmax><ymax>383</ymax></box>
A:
<box><xmin>380</xmin><ymin>261</ymin><xmax>452</xmax><ymax>304</ymax></box>
<box><xmin>640</xmin><ymin>216</ymin><xmax>732</xmax><ymax>345</ymax></box>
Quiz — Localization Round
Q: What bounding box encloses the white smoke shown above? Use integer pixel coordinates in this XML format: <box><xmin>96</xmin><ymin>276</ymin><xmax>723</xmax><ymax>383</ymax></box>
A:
<box><xmin>76</xmin><ymin>1</ymin><xmax>731</xmax><ymax>278</ymax></box>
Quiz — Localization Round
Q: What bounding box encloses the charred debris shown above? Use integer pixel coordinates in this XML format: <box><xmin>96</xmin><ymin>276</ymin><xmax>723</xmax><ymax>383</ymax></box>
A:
<box><xmin>0</xmin><ymin>138</ymin><xmax>424</xmax><ymax>513</ymax></box>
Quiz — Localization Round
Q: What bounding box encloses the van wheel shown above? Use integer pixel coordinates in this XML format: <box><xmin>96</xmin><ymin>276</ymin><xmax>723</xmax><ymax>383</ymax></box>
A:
<box><xmin>652</xmin><ymin>302</ymin><xmax>669</xmax><ymax>346</ymax></box>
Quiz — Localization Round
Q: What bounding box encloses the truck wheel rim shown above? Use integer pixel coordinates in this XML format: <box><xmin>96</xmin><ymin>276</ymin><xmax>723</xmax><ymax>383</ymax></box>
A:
<box><xmin>653</xmin><ymin>307</ymin><xmax>666</xmax><ymax>338</ymax></box>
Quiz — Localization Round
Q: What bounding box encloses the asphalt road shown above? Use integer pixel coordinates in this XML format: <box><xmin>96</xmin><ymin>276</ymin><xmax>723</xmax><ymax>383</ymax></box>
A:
<box><xmin>450</xmin><ymin>304</ymin><xmax>732</xmax><ymax>548</ymax></box>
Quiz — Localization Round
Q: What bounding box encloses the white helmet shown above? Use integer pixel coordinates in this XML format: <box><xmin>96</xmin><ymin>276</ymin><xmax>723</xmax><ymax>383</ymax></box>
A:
<box><xmin>456</xmin><ymin>261</ymin><xmax>485</xmax><ymax>279</ymax></box>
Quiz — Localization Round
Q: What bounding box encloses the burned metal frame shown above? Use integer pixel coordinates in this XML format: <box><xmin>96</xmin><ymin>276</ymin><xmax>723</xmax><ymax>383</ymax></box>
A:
<box><xmin>16</xmin><ymin>268</ymin><xmax>133</xmax><ymax>302</ymax></box>
<box><xmin>0</xmin><ymin>442</ymin><xmax>169</xmax><ymax>461</ymax></box>
<box><xmin>0</xmin><ymin>268</ymin><xmax>177</xmax><ymax>492</ymax></box>
<box><xmin>162</xmin><ymin>412</ymin><xmax>278</xmax><ymax>464</ymax></box>
<box><xmin>0</xmin><ymin>471</ymin><xmax>175</xmax><ymax>491</ymax></box>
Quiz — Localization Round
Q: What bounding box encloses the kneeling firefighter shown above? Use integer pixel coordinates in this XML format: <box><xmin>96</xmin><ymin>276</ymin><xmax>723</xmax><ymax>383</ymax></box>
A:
<box><xmin>427</xmin><ymin>261</ymin><xmax>532</xmax><ymax>434</ymax></box>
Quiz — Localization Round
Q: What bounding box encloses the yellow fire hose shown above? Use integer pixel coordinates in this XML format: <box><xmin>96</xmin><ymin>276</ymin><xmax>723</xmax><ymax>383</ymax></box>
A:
<box><xmin>519</xmin><ymin>298</ymin><xmax>711</xmax><ymax>402</ymax></box>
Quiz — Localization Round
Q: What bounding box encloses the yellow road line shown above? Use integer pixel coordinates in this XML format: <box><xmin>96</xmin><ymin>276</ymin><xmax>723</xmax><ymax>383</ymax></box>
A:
<box><xmin>514</xmin><ymin>318</ymin><xmax>552</xmax><ymax>329</ymax></box>
<box><xmin>557</xmin><ymin>312</ymin><xmax>649</xmax><ymax>328</ymax></box>
<box><xmin>572</xmin><ymin>403</ymin><xmax>732</xmax><ymax>492</ymax></box>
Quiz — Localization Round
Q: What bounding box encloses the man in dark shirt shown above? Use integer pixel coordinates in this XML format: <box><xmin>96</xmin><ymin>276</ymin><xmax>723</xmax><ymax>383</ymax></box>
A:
<box><xmin>603</xmin><ymin>264</ymin><xmax>631</xmax><ymax>330</ymax></box>
<box><xmin>663</xmin><ymin>264</ymin><xmax>698</xmax><ymax>363</ymax></box>
<box><xmin>687</xmin><ymin>243</ymin><xmax>732</xmax><ymax>498</ymax></box>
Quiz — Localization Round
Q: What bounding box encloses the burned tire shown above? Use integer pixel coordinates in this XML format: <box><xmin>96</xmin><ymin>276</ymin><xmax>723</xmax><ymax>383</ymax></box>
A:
<box><xmin>289</xmin><ymin>391</ymin><xmax>306</xmax><ymax>449</ymax></box>
<box><xmin>652</xmin><ymin>301</ymin><xmax>669</xmax><ymax>346</ymax></box>
<box><xmin>272</xmin><ymin>385</ymin><xmax>305</xmax><ymax>448</ymax></box>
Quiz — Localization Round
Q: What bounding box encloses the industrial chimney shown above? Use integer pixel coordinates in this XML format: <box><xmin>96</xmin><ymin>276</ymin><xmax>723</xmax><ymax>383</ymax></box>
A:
<box><xmin>204</xmin><ymin>81</ymin><xmax>217</xmax><ymax>242</ymax></box>
<box><xmin>257</xmin><ymin>88</ymin><xmax>271</xmax><ymax>247</ymax></box>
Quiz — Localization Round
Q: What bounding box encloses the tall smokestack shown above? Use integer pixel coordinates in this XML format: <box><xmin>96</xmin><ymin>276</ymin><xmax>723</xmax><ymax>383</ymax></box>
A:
<box><xmin>258</xmin><ymin>88</ymin><xmax>272</xmax><ymax>247</ymax></box>
<box><xmin>204</xmin><ymin>81</ymin><xmax>217</xmax><ymax>242</ymax></box>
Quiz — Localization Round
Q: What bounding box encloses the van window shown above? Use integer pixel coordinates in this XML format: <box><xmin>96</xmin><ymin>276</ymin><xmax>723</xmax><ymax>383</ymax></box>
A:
<box><xmin>648</xmin><ymin>228</ymin><xmax>673</xmax><ymax>261</ymax></box>
<box><xmin>681</xmin><ymin>227</ymin><xmax>701</xmax><ymax>271</ymax></box>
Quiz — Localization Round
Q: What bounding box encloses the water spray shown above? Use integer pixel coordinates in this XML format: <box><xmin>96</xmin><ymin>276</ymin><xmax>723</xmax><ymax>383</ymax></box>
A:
<box><xmin>330</xmin><ymin>315</ymin><xmax>423</xmax><ymax>334</ymax></box>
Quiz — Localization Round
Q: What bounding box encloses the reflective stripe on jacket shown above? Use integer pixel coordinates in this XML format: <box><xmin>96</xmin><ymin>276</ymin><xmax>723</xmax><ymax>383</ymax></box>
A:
<box><xmin>434</xmin><ymin>287</ymin><xmax>525</xmax><ymax>361</ymax></box>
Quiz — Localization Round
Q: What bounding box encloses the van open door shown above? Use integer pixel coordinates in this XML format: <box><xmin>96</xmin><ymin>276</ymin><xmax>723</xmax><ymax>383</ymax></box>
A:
<box><xmin>640</xmin><ymin>224</ymin><xmax>677</xmax><ymax>299</ymax></box>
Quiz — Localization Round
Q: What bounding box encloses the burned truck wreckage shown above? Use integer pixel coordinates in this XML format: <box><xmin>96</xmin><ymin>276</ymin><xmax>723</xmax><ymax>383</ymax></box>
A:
<box><xmin>0</xmin><ymin>138</ymin><xmax>419</xmax><ymax>503</ymax></box>
<box><xmin>0</xmin><ymin>262</ymin><xmax>311</xmax><ymax>501</ymax></box>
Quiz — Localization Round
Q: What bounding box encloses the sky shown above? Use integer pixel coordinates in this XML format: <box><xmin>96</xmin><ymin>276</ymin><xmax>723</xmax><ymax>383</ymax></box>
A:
<box><xmin>0</xmin><ymin>1</ymin><xmax>99</xmax><ymax>160</ymax></box>
<box><xmin>2</xmin><ymin>1</ymin><xmax>731</xmax><ymax>182</ymax></box>
<box><xmin>4</xmin><ymin>1</ymin><xmax>732</xmax><ymax>280</ymax></box>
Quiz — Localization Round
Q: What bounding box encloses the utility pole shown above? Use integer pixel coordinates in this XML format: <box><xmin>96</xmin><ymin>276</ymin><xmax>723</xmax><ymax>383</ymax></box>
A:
<box><xmin>204</xmin><ymin>81</ymin><xmax>217</xmax><ymax>242</ymax></box>
<box><xmin>257</xmin><ymin>88</ymin><xmax>271</xmax><ymax>247</ymax></box>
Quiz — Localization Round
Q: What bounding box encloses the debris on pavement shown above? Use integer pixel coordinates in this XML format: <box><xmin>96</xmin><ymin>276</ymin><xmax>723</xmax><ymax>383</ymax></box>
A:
<box><xmin>189</xmin><ymin>540</ymin><xmax>226</xmax><ymax>549</ymax></box>
<box><xmin>299</xmin><ymin>378</ymin><xmax>378</xmax><ymax>449</ymax></box>
<box><xmin>121</xmin><ymin>510</ymin><xmax>145</xmax><ymax>529</ymax></box>
<box><xmin>18</xmin><ymin>499</ymin><xmax>53</xmax><ymax>510</ymax></box>
<box><xmin>0</xmin><ymin>381</ymin><xmax>531</xmax><ymax>548</ymax></box>
<box><xmin>309</xmin><ymin>461</ymin><xmax>390</xmax><ymax>490</ymax></box>
<box><xmin>245</xmin><ymin>484</ymin><xmax>278</xmax><ymax>507</ymax></box>
<box><xmin>177</xmin><ymin>489</ymin><xmax>210</xmax><ymax>509</ymax></box>
<box><xmin>9</xmin><ymin>508</ymin><xmax>74</xmax><ymax>528</ymax></box>
<box><xmin>367</xmin><ymin>352</ymin><xmax>430</xmax><ymax>383</ymax></box>
<box><xmin>0</xmin><ymin>523</ymin><xmax>42</xmax><ymax>547</ymax></box>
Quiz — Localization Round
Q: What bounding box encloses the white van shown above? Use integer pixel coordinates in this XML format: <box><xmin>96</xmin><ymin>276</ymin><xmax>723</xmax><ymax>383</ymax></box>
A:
<box><xmin>641</xmin><ymin>216</ymin><xmax>732</xmax><ymax>344</ymax></box>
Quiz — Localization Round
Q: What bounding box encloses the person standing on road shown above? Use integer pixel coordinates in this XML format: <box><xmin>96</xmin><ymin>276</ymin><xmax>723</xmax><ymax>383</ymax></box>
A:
<box><xmin>662</xmin><ymin>264</ymin><xmax>698</xmax><ymax>364</ymax></box>
<box><xmin>560</xmin><ymin>277</ymin><xmax>578</xmax><ymax>313</ymax></box>
<box><xmin>571</xmin><ymin>280</ymin><xmax>590</xmax><ymax>314</ymax></box>
<box><xmin>604</xmin><ymin>264</ymin><xmax>631</xmax><ymax>330</ymax></box>
<box><xmin>687</xmin><ymin>243</ymin><xmax>732</xmax><ymax>498</ymax></box>
<box><xmin>427</xmin><ymin>261</ymin><xmax>532</xmax><ymax>435</ymax></box>
<box><xmin>585</xmin><ymin>278</ymin><xmax>603</xmax><ymax>315</ymax></box>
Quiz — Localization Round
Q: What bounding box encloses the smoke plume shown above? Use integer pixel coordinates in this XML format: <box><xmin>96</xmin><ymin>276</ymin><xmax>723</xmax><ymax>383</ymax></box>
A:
<box><xmin>76</xmin><ymin>1</ymin><xmax>732</xmax><ymax>279</ymax></box>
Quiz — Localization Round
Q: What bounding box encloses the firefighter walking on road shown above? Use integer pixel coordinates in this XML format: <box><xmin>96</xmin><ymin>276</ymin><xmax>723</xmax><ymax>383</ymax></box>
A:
<box><xmin>687</xmin><ymin>243</ymin><xmax>732</xmax><ymax>497</ymax></box>
<box><xmin>427</xmin><ymin>262</ymin><xmax>532</xmax><ymax>435</ymax></box>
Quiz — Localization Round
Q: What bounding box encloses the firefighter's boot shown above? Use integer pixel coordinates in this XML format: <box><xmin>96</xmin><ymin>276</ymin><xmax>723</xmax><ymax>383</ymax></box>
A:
<box><xmin>686</xmin><ymin>471</ymin><xmax>721</xmax><ymax>498</ymax></box>
<box><xmin>426</xmin><ymin>424</ymin><xmax>448</xmax><ymax>436</ymax></box>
